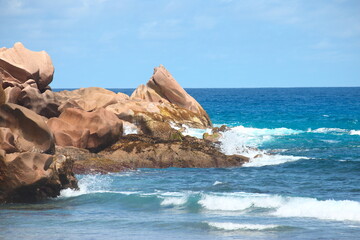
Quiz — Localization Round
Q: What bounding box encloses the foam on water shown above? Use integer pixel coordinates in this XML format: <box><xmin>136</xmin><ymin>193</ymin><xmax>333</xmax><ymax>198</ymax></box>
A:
<box><xmin>220</xmin><ymin>126</ymin><xmax>302</xmax><ymax>149</ymax></box>
<box><xmin>243</xmin><ymin>155</ymin><xmax>308</xmax><ymax>167</ymax></box>
<box><xmin>213</xmin><ymin>181</ymin><xmax>223</xmax><ymax>186</ymax></box>
<box><xmin>123</xmin><ymin>124</ymin><xmax>138</xmax><ymax>135</ymax></box>
<box><xmin>219</xmin><ymin>125</ymin><xmax>308</xmax><ymax>166</ymax></box>
<box><xmin>59</xmin><ymin>174</ymin><xmax>360</xmax><ymax>223</ymax></box>
<box><xmin>207</xmin><ymin>222</ymin><xmax>280</xmax><ymax>231</ymax></box>
<box><xmin>60</xmin><ymin>174</ymin><xmax>113</xmax><ymax>198</ymax></box>
<box><xmin>170</xmin><ymin>123</ymin><xmax>211</xmax><ymax>139</ymax></box>
<box><xmin>350</xmin><ymin>130</ymin><xmax>360</xmax><ymax>135</ymax></box>
<box><xmin>199</xmin><ymin>192</ymin><xmax>360</xmax><ymax>222</ymax></box>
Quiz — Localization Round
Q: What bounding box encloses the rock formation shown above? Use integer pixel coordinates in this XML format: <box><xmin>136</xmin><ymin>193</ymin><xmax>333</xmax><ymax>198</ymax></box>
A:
<box><xmin>0</xmin><ymin>151</ymin><xmax>77</xmax><ymax>203</ymax></box>
<box><xmin>47</xmin><ymin>108</ymin><xmax>123</xmax><ymax>152</ymax></box>
<box><xmin>0</xmin><ymin>103</ymin><xmax>77</xmax><ymax>203</ymax></box>
<box><xmin>0</xmin><ymin>103</ymin><xmax>55</xmax><ymax>154</ymax></box>
<box><xmin>0</xmin><ymin>42</ymin><xmax>251</xmax><ymax>203</ymax></box>
<box><xmin>0</xmin><ymin>42</ymin><xmax>54</xmax><ymax>91</ymax></box>
<box><xmin>57</xmin><ymin>134</ymin><xmax>249</xmax><ymax>174</ymax></box>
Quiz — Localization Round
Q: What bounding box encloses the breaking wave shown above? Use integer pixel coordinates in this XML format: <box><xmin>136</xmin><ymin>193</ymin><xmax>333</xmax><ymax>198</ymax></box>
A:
<box><xmin>206</xmin><ymin>222</ymin><xmax>281</xmax><ymax>231</ymax></box>
<box><xmin>59</xmin><ymin>176</ymin><xmax>360</xmax><ymax>222</ymax></box>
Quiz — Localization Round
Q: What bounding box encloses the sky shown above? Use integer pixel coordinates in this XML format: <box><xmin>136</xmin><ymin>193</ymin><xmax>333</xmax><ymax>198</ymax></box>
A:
<box><xmin>0</xmin><ymin>0</ymin><xmax>359</xmax><ymax>88</ymax></box>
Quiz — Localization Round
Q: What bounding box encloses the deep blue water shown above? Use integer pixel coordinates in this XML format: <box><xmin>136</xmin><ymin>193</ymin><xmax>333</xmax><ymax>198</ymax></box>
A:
<box><xmin>1</xmin><ymin>88</ymin><xmax>360</xmax><ymax>240</ymax></box>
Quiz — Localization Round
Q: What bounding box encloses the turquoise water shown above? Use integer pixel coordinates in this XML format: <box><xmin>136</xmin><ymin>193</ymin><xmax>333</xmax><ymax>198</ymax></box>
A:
<box><xmin>1</xmin><ymin>88</ymin><xmax>360</xmax><ymax>239</ymax></box>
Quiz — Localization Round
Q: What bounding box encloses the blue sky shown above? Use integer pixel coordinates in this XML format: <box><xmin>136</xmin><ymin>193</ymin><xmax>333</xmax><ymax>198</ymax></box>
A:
<box><xmin>0</xmin><ymin>0</ymin><xmax>359</xmax><ymax>88</ymax></box>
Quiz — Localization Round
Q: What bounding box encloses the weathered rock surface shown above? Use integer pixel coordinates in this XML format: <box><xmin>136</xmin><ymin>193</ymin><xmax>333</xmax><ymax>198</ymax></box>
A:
<box><xmin>55</xmin><ymin>87</ymin><xmax>129</xmax><ymax>112</ymax></box>
<box><xmin>18</xmin><ymin>85</ymin><xmax>61</xmax><ymax>118</ymax></box>
<box><xmin>0</xmin><ymin>150</ymin><xmax>77</xmax><ymax>203</ymax></box>
<box><xmin>130</xmin><ymin>65</ymin><xmax>211</xmax><ymax>128</ymax></box>
<box><xmin>47</xmin><ymin>108</ymin><xmax>123</xmax><ymax>152</ymax></box>
<box><xmin>0</xmin><ymin>42</ymin><xmax>54</xmax><ymax>91</ymax></box>
<box><xmin>0</xmin><ymin>84</ymin><xmax>5</xmax><ymax>104</ymax></box>
<box><xmin>0</xmin><ymin>103</ymin><xmax>55</xmax><ymax>154</ymax></box>
<box><xmin>55</xmin><ymin>146</ymin><xmax>127</xmax><ymax>174</ymax></box>
<box><xmin>59</xmin><ymin>135</ymin><xmax>249</xmax><ymax>173</ymax></box>
<box><xmin>101</xmin><ymin>135</ymin><xmax>248</xmax><ymax>169</ymax></box>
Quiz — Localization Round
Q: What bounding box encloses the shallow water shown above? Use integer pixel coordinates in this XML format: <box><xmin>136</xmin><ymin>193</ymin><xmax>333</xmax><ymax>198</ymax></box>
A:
<box><xmin>1</xmin><ymin>88</ymin><xmax>359</xmax><ymax>239</ymax></box>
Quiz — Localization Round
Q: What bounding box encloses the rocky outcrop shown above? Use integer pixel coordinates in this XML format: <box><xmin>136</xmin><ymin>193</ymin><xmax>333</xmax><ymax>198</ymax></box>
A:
<box><xmin>0</xmin><ymin>150</ymin><xmax>77</xmax><ymax>203</ymax></box>
<box><xmin>61</xmin><ymin>134</ymin><xmax>249</xmax><ymax>173</ymax></box>
<box><xmin>0</xmin><ymin>103</ymin><xmax>55</xmax><ymax>154</ymax></box>
<box><xmin>47</xmin><ymin>108</ymin><xmax>123</xmax><ymax>152</ymax></box>
<box><xmin>203</xmin><ymin>125</ymin><xmax>230</xmax><ymax>143</ymax></box>
<box><xmin>0</xmin><ymin>103</ymin><xmax>77</xmax><ymax>203</ymax></box>
<box><xmin>55</xmin><ymin>146</ymin><xmax>128</xmax><ymax>174</ymax></box>
<box><xmin>0</xmin><ymin>42</ymin><xmax>54</xmax><ymax>91</ymax></box>
<box><xmin>130</xmin><ymin>65</ymin><xmax>211</xmax><ymax>128</ymax></box>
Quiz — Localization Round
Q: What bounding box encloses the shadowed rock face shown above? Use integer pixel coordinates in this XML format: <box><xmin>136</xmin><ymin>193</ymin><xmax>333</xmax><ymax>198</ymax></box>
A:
<box><xmin>0</xmin><ymin>103</ymin><xmax>77</xmax><ymax>204</ymax></box>
<box><xmin>0</xmin><ymin>103</ymin><xmax>55</xmax><ymax>154</ymax></box>
<box><xmin>0</xmin><ymin>42</ymin><xmax>54</xmax><ymax>91</ymax></box>
<box><xmin>0</xmin><ymin>84</ymin><xmax>5</xmax><ymax>105</ymax></box>
<box><xmin>0</xmin><ymin>151</ymin><xmax>78</xmax><ymax>203</ymax></box>
<box><xmin>47</xmin><ymin>108</ymin><xmax>123</xmax><ymax>152</ymax></box>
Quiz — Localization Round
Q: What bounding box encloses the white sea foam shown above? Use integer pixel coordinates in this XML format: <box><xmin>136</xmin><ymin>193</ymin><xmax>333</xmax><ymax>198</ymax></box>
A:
<box><xmin>321</xmin><ymin>139</ymin><xmax>340</xmax><ymax>144</ymax></box>
<box><xmin>243</xmin><ymin>155</ymin><xmax>308</xmax><ymax>167</ymax></box>
<box><xmin>199</xmin><ymin>192</ymin><xmax>283</xmax><ymax>211</ymax></box>
<box><xmin>123</xmin><ymin>124</ymin><xmax>138</xmax><ymax>135</ymax></box>
<box><xmin>169</xmin><ymin>123</ymin><xmax>211</xmax><ymax>139</ymax></box>
<box><xmin>219</xmin><ymin>125</ymin><xmax>302</xmax><ymax>154</ymax></box>
<box><xmin>161</xmin><ymin>196</ymin><xmax>188</xmax><ymax>206</ymax></box>
<box><xmin>213</xmin><ymin>181</ymin><xmax>223</xmax><ymax>186</ymax></box>
<box><xmin>221</xmin><ymin>126</ymin><xmax>302</xmax><ymax>149</ymax></box>
<box><xmin>207</xmin><ymin>222</ymin><xmax>280</xmax><ymax>231</ymax></box>
<box><xmin>219</xmin><ymin>125</ymin><xmax>307</xmax><ymax>166</ymax></box>
<box><xmin>199</xmin><ymin>192</ymin><xmax>360</xmax><ymax>222</ymax></box>
<box><xmin>159</xmin><ymin>192</ymin><xmax>189</xmax><ymax>206</ymax></box>
<box><xmin>350</xmin><ymin>130</ymin><xmax>360</xmax><ymax>135</ymax></box>
<box><xmin>59</xmin><ymin>174</ymin><xmax>113</xmax><ymax>198</ymax></box>
<box><xmin>307</xmin><ymin>128</ymin><xmax>347</xmax><ymax>134</ymax></box>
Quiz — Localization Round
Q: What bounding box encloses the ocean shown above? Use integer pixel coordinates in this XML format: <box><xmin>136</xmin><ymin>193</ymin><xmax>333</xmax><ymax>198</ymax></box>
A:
<box><xmin>1</xmin><ymin>88</ymin><xmax>360</xmax><ymax>240</ymax></box>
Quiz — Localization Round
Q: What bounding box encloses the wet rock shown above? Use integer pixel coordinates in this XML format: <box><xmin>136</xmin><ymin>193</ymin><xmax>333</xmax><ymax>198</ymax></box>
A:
<box><xmin>203</xmin><ymin>132</ymin><xmax>222</xmax><ymax>143</ymax></box>
<box><xmin>98</xmin><ymin>135</ymin><xmax>249</xmax><ymax>169</ymax></box>
<box><xmin>0</xmin><ymin>151</ymin><xmax>78</xmax><ymax>203</ymax></box>
<box><xmin>55</xmin><ymin>146</ymin><xmax>128</xmax><ymax>174</ymax></box>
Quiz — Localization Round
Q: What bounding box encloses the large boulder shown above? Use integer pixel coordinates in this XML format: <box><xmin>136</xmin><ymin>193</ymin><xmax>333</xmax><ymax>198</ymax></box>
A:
<box><xmin>131</xmin><ymin>65</ymin><xmax>211</xmax><ymax>127</ymax></box>
<box><xmin>47</xmin><ymin>108</ymin><xmax>123</xmax><ymax>152</ymax></box>
<box><xmin>55</xmin><ymin>87</ymin><xmax>129</xmax><ymax>112</ymax></box>
<box><xmin>0</xmin><ymin>103</ymin><xmax>55</xmax><ymax>154</ymax></box>
<box><xmin>0</xmin><ymin>150</ymin><xmax>77</xmax><ymax>203</ymax></box>
<box><xmin>0</xmin><ymin>42</ymin><xmax>54</xmax><ymax>91</ymax></box>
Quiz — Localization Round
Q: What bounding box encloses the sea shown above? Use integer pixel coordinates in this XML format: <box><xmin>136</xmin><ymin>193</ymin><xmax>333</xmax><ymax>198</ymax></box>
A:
<box><xmin>1</xmin><ymin>87</ymin><xmax>360</xmax><ymax>240</ymax></box>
